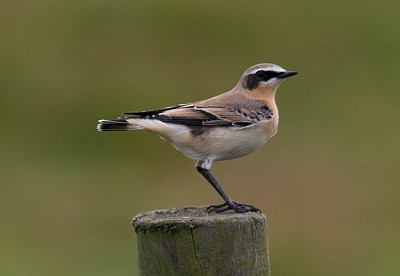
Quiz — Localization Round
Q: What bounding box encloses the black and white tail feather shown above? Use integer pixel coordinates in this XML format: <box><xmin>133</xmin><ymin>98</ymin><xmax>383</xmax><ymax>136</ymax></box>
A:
<box><xmin>97</xmin><ymin>119</ymin><xmax>142</xmax><ymax>131</ymax></box>
<box><xmin>97</xmin><ymin>104</ymin><xmax>189</xmax><ymax>131</ymax></box>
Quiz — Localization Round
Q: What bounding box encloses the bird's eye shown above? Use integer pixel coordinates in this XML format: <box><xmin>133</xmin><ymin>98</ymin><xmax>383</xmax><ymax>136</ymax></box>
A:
<box><xmin>256</xmin><ymin>70</ymin><xmax>267</xmax><ymax>79</ymax></box>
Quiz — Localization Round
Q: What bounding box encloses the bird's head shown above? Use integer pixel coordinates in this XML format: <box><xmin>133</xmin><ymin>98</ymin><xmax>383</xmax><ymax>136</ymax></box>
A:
<box><xmin>240</xmin><ymin>63</ymin><xmax>297</xmax><ymax>91</ymax></box>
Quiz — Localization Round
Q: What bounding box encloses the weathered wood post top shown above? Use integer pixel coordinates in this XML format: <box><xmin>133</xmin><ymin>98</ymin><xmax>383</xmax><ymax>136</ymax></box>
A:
<box><xmin>132</xmin><ymin>206</ymin><xmax>270</xmax><ymax>275</ymax></box>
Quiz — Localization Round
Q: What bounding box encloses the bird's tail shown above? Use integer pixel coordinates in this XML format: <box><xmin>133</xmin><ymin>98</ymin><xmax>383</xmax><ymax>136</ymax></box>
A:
<box><xmin>97</xmin><ymin>119</ymin><xmax>142</xmax><ymax>131</ymax></box>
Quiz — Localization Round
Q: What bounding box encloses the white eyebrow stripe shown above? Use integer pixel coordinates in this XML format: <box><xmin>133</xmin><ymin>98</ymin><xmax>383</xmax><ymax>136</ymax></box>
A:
<box><xmin>249</xmin><ymin>65</ymin><xmax>286</xmax><ymax>75</ymax></box>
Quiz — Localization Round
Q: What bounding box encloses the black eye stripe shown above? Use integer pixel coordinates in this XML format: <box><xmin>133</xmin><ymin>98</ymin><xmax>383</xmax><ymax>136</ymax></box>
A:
<box><xmin>255</xmin><ymin>70</ymin><xmax>281</xmax><ymax>81</ymax></box>
<box><xmin>243</xmin><ymin>70</ymin><xmax>282</xmax><ymax>90</ymax></box>
<box><xmin>256</xmin><ymin>71</ymin><xmax>267</xmax><ymax>78</ymax></box>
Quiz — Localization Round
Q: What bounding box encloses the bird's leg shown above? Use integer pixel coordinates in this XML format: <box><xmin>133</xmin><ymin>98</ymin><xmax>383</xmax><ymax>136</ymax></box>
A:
<box><xmin>195</xmin><ymin>160</ymin><xmax>261</xmax><ymax>213</ymax></box>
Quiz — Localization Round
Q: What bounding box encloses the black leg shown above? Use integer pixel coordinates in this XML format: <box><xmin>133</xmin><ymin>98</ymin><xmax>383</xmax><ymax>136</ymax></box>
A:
<box><xmin>196</xmin><ymin>166</ymin><xmax>261</xmax><ymax>213</ymax></box>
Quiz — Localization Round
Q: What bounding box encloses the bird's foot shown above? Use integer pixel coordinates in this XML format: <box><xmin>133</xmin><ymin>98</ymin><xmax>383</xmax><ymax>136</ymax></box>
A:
<box><xmin>207</xmin><ymin>201</ymin><xmax>261</xmax><ymax>213</ymax></box>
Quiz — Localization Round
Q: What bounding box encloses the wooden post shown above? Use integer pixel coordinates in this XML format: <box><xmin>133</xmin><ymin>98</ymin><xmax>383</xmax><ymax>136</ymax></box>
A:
<box><xmin>132</xmin><ymin>206</ymin><xmax>270</xmax><ymax>275</ymax></box>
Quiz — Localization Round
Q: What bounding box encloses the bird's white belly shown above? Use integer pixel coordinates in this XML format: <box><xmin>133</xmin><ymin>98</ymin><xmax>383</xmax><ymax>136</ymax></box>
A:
<box><xmin>170</xmin><ymin>122</ymin><xmax>277</xmax><ymax>161</ymax></box>
<box><xmin>129</xmin><ymin>118</ymin><xmax>278</xmax><ymax>162</ymax></box>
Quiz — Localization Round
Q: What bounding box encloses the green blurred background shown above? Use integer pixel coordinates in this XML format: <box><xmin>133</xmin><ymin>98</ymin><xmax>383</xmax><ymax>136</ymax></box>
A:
<box><xmin>1</xmin><ymin>0</ymin><xmax>399</xmax><ymax>275</ymax></box>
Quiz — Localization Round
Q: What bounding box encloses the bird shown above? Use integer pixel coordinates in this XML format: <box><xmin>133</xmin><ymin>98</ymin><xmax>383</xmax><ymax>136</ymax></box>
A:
<box><xmin>97</xmin><ymin>63</ymin><xmax>297</xmax><ymax>213</ymax></box>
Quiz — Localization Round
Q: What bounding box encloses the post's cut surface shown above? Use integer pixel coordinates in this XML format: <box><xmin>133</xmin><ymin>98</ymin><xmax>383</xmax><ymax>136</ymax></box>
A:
<box><xmin>132</xmin><ymin>206</ymin><xmax>270</xmax><ymax>276</ymax></box>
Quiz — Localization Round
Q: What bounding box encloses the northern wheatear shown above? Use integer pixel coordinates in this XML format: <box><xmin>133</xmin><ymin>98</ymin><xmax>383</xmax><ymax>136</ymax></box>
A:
<box><xmin>97</xmin><ymin>63</ymin><xmax>297</xmax><ymax>213</ymax></box>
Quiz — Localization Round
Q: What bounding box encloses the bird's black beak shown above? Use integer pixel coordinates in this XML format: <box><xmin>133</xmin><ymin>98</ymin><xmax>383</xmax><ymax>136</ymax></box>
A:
<box><xmin>278</xmin><ymin>71</ymin><xmax>298</xmax><ymax>79</ymax></box>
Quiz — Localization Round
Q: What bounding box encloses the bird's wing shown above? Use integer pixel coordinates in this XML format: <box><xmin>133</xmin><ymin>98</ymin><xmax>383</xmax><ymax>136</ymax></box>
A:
<box><xmin>196</xmin><ymin>105</ymin><xmax>273</xmax><ymax>126</ymax></box>
<box><xmin>123</xmin><ymin>104</ymin><xmax>217</xmax><ymax>125</ymax></box>
<box><xmin>194</xmin><ymin>98</ymin><xmax>274</xmax><ymax>126</ymax></box>
<box><xmin>123</xmin><ymin>101</ymin><xmax>273</xmax><ymax>127</ymax></box>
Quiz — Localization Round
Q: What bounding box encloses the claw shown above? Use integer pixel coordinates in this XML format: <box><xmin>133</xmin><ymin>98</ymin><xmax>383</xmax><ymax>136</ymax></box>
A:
<box><xmin>207</xmin><ymin>201</ymin><xmax>261</xmax><ymax>213</ymax></box>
